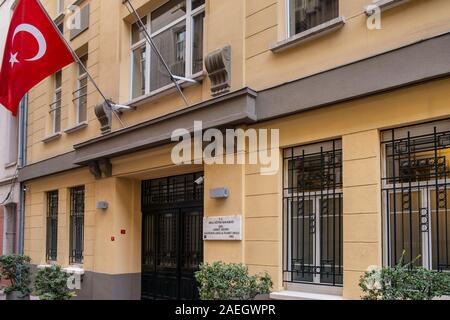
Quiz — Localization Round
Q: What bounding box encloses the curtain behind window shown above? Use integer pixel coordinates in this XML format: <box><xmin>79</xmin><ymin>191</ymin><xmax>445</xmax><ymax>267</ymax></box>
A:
<box><xmin>290</xmin><ymin>0</ymin><xmax>339</xmax><ymax>36</ymax></box>
<box><xmin>150</xmin><ymin>22</ymin><xmax>186</xmax><ymax>91</ymax></box>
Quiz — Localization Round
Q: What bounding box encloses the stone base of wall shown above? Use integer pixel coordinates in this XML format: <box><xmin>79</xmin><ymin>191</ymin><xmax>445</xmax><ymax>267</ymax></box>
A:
<box><xmin>30</xmin><ymin>265</ymin><xmax>141</xmax><ymax>300</ymax></box>
<box><xmin>74</xmin><ymin>271</ymin><xmax>141</xmax><ymax>300</ymax></box>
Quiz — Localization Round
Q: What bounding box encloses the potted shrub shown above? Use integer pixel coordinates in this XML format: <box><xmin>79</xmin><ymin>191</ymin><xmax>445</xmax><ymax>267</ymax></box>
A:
<box><xmin>0</xmin><ymin>255</ymin><xmax>32</xmax><ymax>300</ymax></box>
<box><xmin>360</xmin><ymin>252</ymin><xmax>450</xmax><ymax>300</ymax></box>
<box><xmin>34</xmin><ymin>265</ymin><xmax>76</xmax><ymax>300</ymax></box>
<box><xmin>195</xmin><ymin>262</ymin><xmax>273</xmax><ymax>300</ymax></box>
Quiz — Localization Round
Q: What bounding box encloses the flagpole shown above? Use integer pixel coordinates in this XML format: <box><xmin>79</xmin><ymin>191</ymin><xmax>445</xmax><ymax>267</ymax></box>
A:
<box><xmin>36</xmin><ymin>0</ymin><xmax>125</xmax><ymax>128</ymax></box>
<box><xmin>123</xmin><ymin>0</ymin><xmax>191</xmax><ymax>108</ymax></box>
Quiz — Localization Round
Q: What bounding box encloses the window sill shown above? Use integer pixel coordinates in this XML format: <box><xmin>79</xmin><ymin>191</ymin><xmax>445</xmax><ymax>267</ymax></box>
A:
<box><xmin>42</xmin><ymin>132</ymin><xmax>62</xmax><ymax>144</ymax></box>
<box><xmin>37</xmin><ymin>264</ymin><xmax>53</xmax><ymax>270</ymax></box>
<box><xmin>270</xmin><ymin>16</ymin><xmax>346</xmax><ymax>53</ymax></box>
<box><xmin>270</xmin><ymin>290</ymin><xmax>344</xmax><ymax>301</ymax></box>
<box><xmin>65</xmin><ymin>121</ymin><xmax>88</xmax><ymax>134</ymax></box>
<box><xmin>54</xmin><ymin>13</ymin><xmax>65</xmax><ymax>24</ymax></box>
<box><xmin>127</xmin><ymin>71</ymin><xmax>205</xmax><ymax>108</ymax></box>
<box><xmin>365</xmin><ymin>0</ymin><xmax>410</xmax><ymax>16</ymax></box>
<box><xmin>63</xmin><ymin>266</ymin><xmax>85</xmax><ymax>275</ymax></box>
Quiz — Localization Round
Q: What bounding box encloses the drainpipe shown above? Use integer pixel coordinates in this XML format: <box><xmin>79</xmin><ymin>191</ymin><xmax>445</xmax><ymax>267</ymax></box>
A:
<box><xmin>17</xmin><ymin>94</ymin><xmax>28</xmax><ymax>254</ymax></box>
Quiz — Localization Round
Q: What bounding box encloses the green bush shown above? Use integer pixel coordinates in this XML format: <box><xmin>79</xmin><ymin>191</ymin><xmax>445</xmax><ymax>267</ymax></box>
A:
<box><xmin>360</xmin><ymin>253</ymin><xmax>450</xmax><ymax>300</ymax></box>
<box><xmin>195</xmin><ymin>262</ymin><xmax>273</xmax><ymax>300</ymax></box>
<box><xmin>0</xmin><ymin>255</ymin><xmax>31</xmax><ymax>297</ymax></box>
<box><xmin>34</xmin><ymin>265</ymin><xmax>76</xmax><ymax>300</ymax></box>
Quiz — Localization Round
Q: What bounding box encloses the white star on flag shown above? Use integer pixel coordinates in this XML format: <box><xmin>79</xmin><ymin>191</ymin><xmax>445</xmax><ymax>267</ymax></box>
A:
<box><xmin>9</xmin><ymin>52</ymin><xmax>19</xmax><ymax>67</ymax></box>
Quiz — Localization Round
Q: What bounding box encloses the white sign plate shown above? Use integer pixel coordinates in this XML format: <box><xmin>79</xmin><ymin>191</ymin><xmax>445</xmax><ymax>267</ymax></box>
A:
<box><xmin>203</xmin><ymin>216</ymin><xmax>242</xmax><ymax>241</ymax></box>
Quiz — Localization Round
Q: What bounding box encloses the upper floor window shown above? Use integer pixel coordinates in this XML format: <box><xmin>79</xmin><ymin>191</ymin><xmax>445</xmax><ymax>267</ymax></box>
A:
<box><xmin>130</xmin><ymin>0</ymin><xmax>205</xmax><ymax>99</ymax></box>
<box><xmin>288</xmin><ymin>0</ymin><xmax>339</xmax><ymax>36</ymax></box>
<box><xmin>56</xmin><ymin>0</ymin><xmax>65</xmax><ymax>16</ymax></box>
<box><xmin>69</xmin><ymin>3</ymin><xmax>90</xmax><ymax>40</ymax></box>
<box><xmin>50</xmin><ymin>71</ymin><xmax>62</xmax><ymax>134</ymax></box>
<box><xmin>74</xmin><ymin>54</ymin><xmax>88</xmax><ymax>124</ymax></box>
<box><xmin>57</xmin><ymin>21</ymin><xmax>64</xmax><ymax>34</ymax></box>
<box><xmin>5</xmin><ymin>112</ymin><xmax>18</xmax><ymax>165</ymax></box>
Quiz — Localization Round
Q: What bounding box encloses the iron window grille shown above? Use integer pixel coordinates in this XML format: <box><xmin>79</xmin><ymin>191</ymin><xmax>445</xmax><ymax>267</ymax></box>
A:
<box><xmin>283</xmin><ymin>140</ymin><xmax>343</xmax><ymax>287</ymax></box>
<box><xmin>130</xmin><ymin>0</ymin><xmax>205</xmax><ymax>99</ymax></box>
<box><xmin>142</xmin><ymin>172</ymin><xmax>204</xmax><ymax>209</ymax></box>
<box><xmin>69</xmin><ymin>186</ymin><xmax>85</xmax><ymax>264</ymax></box>
<box><xmin>288</xmin><ymin>0</ymin><xmax>339</xmax><ymax>36</ymax></box>
<box><xmin>382</xmin><ymin>120</ymin><xmax>450</xmax><ymax>271</ymax></box>
<box><xmin>46</xmin><ymin>191</ymin><xmax>59</xmax><ymax>261</ymax></box>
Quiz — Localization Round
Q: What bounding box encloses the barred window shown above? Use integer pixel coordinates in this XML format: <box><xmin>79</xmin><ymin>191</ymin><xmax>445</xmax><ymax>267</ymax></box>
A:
<box><xmin>288</xmin><ymin>0</ymin><xmax>339</xmax><ymax>36</ymax></box>
<box><xmin>382</xmin><ymin>120</ymin><xmax>450</xmax><ymax>271</ymax></box>
<box><xmin>283</xmin><ymin>140</ymin><xmax>343</xmax><ymax>286</ymax></box>
<box><xmin>46</xmin><ymin>191</ymin><xmax>59</xmax><ymax>261</ymax></box>
<box><xmin>70</xmin><ymin>186</ymin><xmax>85</xmax><ymax>264</ymax></box>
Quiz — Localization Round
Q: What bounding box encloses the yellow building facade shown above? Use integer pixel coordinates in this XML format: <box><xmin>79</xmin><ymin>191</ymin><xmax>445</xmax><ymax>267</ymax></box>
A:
<box><xmin>19</xmin><ymin>0</ymin><xmax>450</xmax><ymax>299</ymax></box>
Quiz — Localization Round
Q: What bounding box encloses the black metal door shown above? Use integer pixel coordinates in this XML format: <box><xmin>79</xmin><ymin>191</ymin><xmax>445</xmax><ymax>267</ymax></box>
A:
<box><xmin>141</xmin><ymin>173</ymin><xmax>204</xmax><ymax>300</ymax></box>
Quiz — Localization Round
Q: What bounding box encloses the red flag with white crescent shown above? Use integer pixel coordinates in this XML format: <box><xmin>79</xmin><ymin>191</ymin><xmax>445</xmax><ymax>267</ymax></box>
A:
<box><xmin>0</xmin><ymin>0</ymin><xmax>75</xmax><ymax>116</ymax></box>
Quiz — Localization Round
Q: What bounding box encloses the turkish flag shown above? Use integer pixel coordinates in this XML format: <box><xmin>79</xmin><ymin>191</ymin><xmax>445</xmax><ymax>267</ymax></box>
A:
<box><xmin>0</xmin><ymin>0</ymin><xmax>75</xmax><ymax>116</ymax></box>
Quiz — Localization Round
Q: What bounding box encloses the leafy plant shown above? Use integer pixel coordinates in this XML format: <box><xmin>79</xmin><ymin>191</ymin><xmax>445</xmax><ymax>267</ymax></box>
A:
<box><xmin>195</xmin><ymin>262</ymin><xmax>273</xmax><ymax>300</ymax></box>
<box><xmin>34</xmin><ymin>265</ymin><xmax>76</xmax><ymax>300</ymax></box>
<box><xmin>360</xmin><ymin>252</ymin><xmax>450</xmax><ymax>300</ymax></box>
<box><xmin>0</xmin><ymin>255</ymin><xmax>32</xmax><ymax>297</ymax></box>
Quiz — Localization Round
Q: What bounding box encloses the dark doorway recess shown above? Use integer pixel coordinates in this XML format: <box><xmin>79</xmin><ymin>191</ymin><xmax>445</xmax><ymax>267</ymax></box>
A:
<box><xmin>141</xmin><ymin>172</ymin><xmax>204</xmax><ymax>300</ymax></box>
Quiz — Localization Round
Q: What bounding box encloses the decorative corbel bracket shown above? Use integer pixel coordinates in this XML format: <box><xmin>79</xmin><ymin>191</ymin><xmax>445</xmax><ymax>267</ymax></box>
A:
<box><xmin>94</xmin><ymin>100</ymin><xmax>113</xmax><ymax>135</ymax></box>
<box><xmin>88</xmin><ymin>158</ymin><xmax>112</xmax><ymax>179</ymax></box>
<box><xmin>205</xmin><ymin>46</ymin><xmax>231</xmax><ymax>97</ymax></box>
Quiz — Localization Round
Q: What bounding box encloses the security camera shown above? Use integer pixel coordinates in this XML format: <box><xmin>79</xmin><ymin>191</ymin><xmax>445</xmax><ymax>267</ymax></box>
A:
<box><xmin>194</xmin><ymin>176</ymin><xmax>204</xmax><ymax>185</ymax></box>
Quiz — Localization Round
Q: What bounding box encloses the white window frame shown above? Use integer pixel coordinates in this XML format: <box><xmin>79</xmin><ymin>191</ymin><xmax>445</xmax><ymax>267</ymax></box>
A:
<box><xmin>285</xmin><ymin>190</ymin><xmax>342</xmax><ymax>285</ymax></box>
<box><xmin>380</xmin><ymin>120</ymin><xmax>450</xmax><ymax>271</ymax></box>
<box><xmin>56</xmin><ymin>0</ymin><xmax>65</xmax><ymax>16</ymax></box>
<box><xmin>285</xmin><ymin>0</ymin><xmax>339</xmax><ymax>38</ymax></box>
<box><xmin>283</xmin><ymin>140</ymin><xmax>343</xmax><ymax>287</ymax></box>
<box><xmin>381</xmin><ymin>148</ymin><xmax>447</xmax><ymax>271</ymax></box>
<box><xmin>130</xmin><ymin>0</ymin><xmax>205</xmax><ymax>100</ymax></box>
<box><xmin>382</xmin><ymin>186</ymin><xmax>436</xmax><ymax>270</ymax></box>
<box><xmin>50</xmin><ymin>71</ymin><xmax>62</xmax><ymax>134</ymax></box>
<box><xmin>130</xmin><ymin>20</ymin><xmax>147</xmax><ymax>100</ymax></box>
<box><xmin>285</xmin><ymin>0</ymin><xmax>292</xmax><ymax>38</ymax></box>
<box><xmin>74</xmin><ymin>56</ymin><xmax>88</xmax><ymax>124</ymax></box>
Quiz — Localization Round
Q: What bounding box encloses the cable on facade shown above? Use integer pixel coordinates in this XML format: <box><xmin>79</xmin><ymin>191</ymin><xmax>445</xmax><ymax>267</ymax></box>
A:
<box><xmin>37</xmin><ymin>0</ymin><xmax>127</xmax><ymax>129</ymax></box>
<box><xmin>123</xmin><ymin>0</ymin><xmax>191</xmax><ymax>109</ymax></box>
